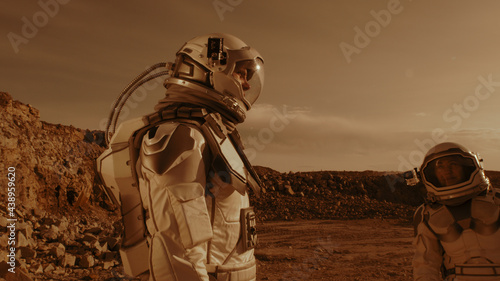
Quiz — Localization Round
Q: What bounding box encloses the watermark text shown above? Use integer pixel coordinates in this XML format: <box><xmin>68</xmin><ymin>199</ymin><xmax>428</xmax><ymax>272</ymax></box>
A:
<box><xmin>7</xmin><ymin>166</ymin><xmax>17</xmax><ymax>274</ymax></box>
<box><xmin>339</xmin><ymin>0</ymin><xmax>405</xmax><ymax>63</ymax></box>
<box><xmin>7</xmin><ymin>0</ymin><xmax>71</xmax><ymax>54</ymax></box>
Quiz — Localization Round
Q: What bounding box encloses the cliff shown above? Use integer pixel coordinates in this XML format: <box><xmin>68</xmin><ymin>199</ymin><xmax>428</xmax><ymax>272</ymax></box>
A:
<box><xmin>0</xmin><ymin>92</ymin><xmax>107</xmax><ymax>213</ymax></box>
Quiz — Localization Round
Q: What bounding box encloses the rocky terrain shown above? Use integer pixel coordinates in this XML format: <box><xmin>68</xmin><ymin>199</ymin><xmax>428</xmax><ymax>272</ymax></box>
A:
<box><xmin>0</xmin><ymin>92</ymin><xmax>121</xmax><ymax>280</ymax></box>
<box><xmin>251</xmin><ymin>167</ymin><xmax>424</xmax><ymax>223</ymax></box>
<box><xmin>1</xmin><ymin>92</ymin><xmax>499</xmax><ymax>280</ymax></box>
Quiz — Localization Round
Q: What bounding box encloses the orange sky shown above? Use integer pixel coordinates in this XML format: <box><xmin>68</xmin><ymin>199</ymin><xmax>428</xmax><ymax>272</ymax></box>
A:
<box><xmin>2</xmin><ymin>0</ymin><xmax>500</xmax><ymax>172</ymax></box>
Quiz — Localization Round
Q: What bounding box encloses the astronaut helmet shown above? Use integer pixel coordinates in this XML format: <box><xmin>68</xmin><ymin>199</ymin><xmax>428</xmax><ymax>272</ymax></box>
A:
<box><xmin>420</xmin><ymin>142</ymin><xmax>490</xmax><ymax>205</ymax></box>
<box><xmin>164</xmin><ymin>33</ymin><xmax>264</xmax><ymax>123</ymax></box>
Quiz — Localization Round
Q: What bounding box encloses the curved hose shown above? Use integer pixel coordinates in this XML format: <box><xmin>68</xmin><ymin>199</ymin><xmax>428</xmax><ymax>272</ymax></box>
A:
<box><xmin>105</xmin><ymin>62</ymin><xmax>168</xmax><ymax>144</ymax></box>
<box><xmin>109</xmin><ymin>70</ymin><xmax>170</xmax><ymax>140</ymax></box>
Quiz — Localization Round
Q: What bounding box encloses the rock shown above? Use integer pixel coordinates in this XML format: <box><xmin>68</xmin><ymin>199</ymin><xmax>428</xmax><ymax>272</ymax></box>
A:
<box><xmin>49</xmin><ymin>243</ymin><xmax>65</xmax><ymax>258</ymax></box>
<box><xmin>17</xmin><ymin>223</ymin><xmax>33</xmax><ymax>244</ymax></box>
<box><xmin>32</xmin><ymin>209</ymin><xmax>46</xmax><ymax>218</ymax></box>
<box><xmin>15</xmin><ymin>233</ymin><xmax>29</xmax><ymax>248</ymax></box>
<box><xmin>16</xmin><ymin>247</ymin><xmax>36</xmax><ymax>260</ymax></box>
<box><xmin>83</xmin><ymin>226</ymin><xmax>101</xmax><ymax>235</ymax></box>
<box><xmin>0</xmin><ymin>261</ymin><xmax>33</xmax><ymax>281</ymax></box>
<box><xmin>57</xmin><ymin>218</ymin><xmax>69</xmax><ymax>232</ymax></box>
<box><xmin>44</xmin><ymin>264</ymin><xmax>55</xmax><ymax>273</ymax></box>
<box><xmin>79</xmin><ymin>255</ymin><xmax>95</xmax><ymax>268</ymax></box>
<box><xmin>103</xmin><ymin>261</ymin><xmax>115</xmax><ymax>270</ymax></box>
<box><xmin>91</xmin><ymin>240</ymin><xmax>105</xmax><ymax>256</ymax></box>
<box><xmin>101</xmin><ymin>251</ymin><xmax>117</xmax><ymax>262</ymax></box>
<box><xmin>105</xmin><ymin>237</ymin><xmax>120</xmax><ymax>251</ymax></box>
<box><xmin>0</xmin><ymin>217</ymin><xmax>7</xmax><ymax>228</ymax></box>
<box><xmin>41</xmin><ymin>225</ymin><xmax>60</xmax><ymax>241</ymax></box>
<box><xmin>284</xmin><ymin>185</ymin><xmax>295</xmax><ymax>196</ymax></box>
<box><xmin>0</xmin><ymin>92</ymin><xmax>13</xmax><ymax>109</ymax></box>
<box><xmin>52</xmin><ymin>266</ymin><xmax>66</xmax><ymax>275</ymax></box>
<box><xmin>60</xmin><ymin>254</ymin><xmax>76</xmax><ymax>267</ymax></box>
<box><xmin>0</xmin><ymin>237</ymin><xmax>8</xmax><ymax>250</ymax></box>
<box><xmin>81</xmin><ymin>233</ymin><xmax>97</xmax><ymax>243</ymax></box>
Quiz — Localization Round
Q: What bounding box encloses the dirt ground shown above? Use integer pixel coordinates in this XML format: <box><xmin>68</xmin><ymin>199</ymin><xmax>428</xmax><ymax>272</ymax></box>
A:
<box><xmin>255</xmin><ymin>219</ymin><xmax>415</xmax><ymax>281</ymax></box>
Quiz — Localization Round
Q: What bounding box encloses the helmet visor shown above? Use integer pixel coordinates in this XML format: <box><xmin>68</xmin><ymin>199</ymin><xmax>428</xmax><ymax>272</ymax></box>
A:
<box><xmin>231</xmin><ymin>58</ymin><xmax>264</xmax><ymax>106</ymax></box>
<box><xmin>422</xmin><ymin>154</ymin><xmax>477</xmax><ymax>188</ymax></box>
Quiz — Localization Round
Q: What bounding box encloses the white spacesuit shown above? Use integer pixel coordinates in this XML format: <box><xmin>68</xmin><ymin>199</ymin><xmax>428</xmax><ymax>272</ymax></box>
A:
<box><xmin>97</xmin><ymin>33</ymin><xmax>264</xmax><ymax>281</ymax></box>
<box><xmin>412</xmin><ymin>142</ymin><xmax>500</xmax><ymax>281</ymax></box>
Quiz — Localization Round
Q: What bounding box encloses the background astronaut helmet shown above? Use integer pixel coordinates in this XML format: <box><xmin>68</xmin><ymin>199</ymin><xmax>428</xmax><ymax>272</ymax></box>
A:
<box><xmin>420</xmin><ymin>142</ymin><xmax>490</xmax><ymax>205</ymax></box>
<box><xmin>165</xmin><ymin>33</ymin><xmax>264</xmax><ymax>123</ymax></box>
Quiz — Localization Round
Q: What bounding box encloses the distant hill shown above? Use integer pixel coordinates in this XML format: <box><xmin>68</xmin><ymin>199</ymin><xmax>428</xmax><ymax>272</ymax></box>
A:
<box><xmin>252</xmin><ymin>165</ymin><xmax>424</xmax><ymax>222</ymax></box>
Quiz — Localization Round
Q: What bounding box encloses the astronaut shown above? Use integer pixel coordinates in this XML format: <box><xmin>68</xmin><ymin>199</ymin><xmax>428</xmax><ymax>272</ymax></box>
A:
<box><xmin>412</xmin><ymin>142</ymin><xmax>500</xmax><ymax>280</ymax></box>
<box><xmin>131</xmin><ymin>33</ymin><xmax>264</xmax><ymax>281</ymax></box>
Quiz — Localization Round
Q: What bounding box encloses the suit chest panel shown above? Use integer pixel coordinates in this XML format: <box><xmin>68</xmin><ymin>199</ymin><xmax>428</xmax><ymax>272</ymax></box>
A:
<box><xmin>206</xmin><ymin>178</ymin><xmax>249</xmax><ymax>223</ymax></box>
<box><xmin>426</xmin><ymin>198</ymin><xmax>500</xmax><ymax>243</ymax></box>
<box><xmin>441</xmin><ymin>229</ymin><xmax>500</xmax><ymax>266</ymax></box>
<box><xmin>471</xmin><ymin>198</ymin><xmax>500</xmax><ymax>234</ymax></box>
<box><xmin>219</xmin><ymin>136</ymin><xmax>246</xmax><ymax>181</ymax></box>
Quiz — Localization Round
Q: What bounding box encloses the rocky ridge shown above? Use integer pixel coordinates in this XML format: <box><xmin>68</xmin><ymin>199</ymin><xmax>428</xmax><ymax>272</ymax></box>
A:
<box><xmin>251</xmin><ymin>167</ymin><xmax>424</xmax><ymax>222</ymax></box>
<box><xmin>0</xmin><ymin>92</ymin><xmax>107</xmax><ymax>213</ymax></box>
<box><xmin>0</xmin><ymin>92</ymin><xmax>121</xmax><ymax>280</ymax></box>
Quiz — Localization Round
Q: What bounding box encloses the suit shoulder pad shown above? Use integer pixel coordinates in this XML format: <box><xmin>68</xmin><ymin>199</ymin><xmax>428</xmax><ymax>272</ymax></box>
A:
<box><xmin>140</xmin><ymin>122</ymin><xmax>206</xmax><ymax>174</ymax></box>
<box><xmin>413</xmin><ymin>204</ymin><xmax>426</xmax><ymax>235</ymax></box>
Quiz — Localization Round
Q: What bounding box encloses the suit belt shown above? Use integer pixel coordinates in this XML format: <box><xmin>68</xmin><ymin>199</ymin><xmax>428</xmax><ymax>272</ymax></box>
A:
<box><xmin>206</xmin><ymin>260</ymin><xmax>256</xmax><ymax>274</ymax></box>
<box><xmin>446</xmin><ymin>264</ymin><xmax>500</xmax><ymax>277</ymax></box>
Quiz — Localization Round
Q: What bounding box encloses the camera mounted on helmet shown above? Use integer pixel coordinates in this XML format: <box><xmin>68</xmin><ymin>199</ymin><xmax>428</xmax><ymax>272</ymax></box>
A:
<box><xmin>207</xmin><ymin>37</ymin><xmax>227</xmax><ymax>66</ymax></box>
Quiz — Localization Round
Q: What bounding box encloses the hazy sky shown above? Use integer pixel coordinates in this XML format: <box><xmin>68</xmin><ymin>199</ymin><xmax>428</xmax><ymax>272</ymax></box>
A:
<box><xmin>2</xmin><ymin>0</ymin><xmax>500</xmax><ymax>172</ymax></box>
